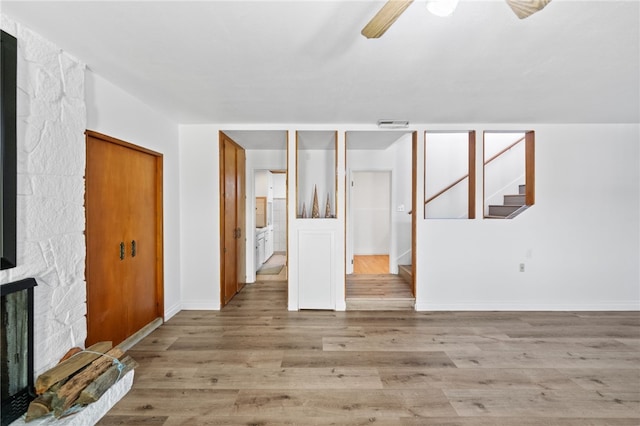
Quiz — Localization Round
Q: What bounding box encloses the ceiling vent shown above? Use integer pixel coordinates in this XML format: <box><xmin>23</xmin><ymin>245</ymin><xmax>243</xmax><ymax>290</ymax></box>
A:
<box><xmin>377</xmin><ymin>120</ymin><xmax>409</xmax><ymax>129</ymax></box>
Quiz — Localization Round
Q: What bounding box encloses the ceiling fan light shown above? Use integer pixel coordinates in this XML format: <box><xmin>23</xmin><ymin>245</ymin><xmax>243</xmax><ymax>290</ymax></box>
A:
<box><xmin>426</xmin><ymin>0</ymin><xmax>460</xmax><ymax>17</ymax></box>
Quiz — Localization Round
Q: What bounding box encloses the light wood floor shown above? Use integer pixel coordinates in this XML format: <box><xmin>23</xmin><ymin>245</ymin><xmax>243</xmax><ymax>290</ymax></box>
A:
<box><xmin>354</xmin><ymin>254</ymin><xmax>389</xmax><ymax>274</ymax></box>
<box><xmin>346</xmin><ymin>274</ymin><xmax>414</xmax><ymax>310</ymax></box>
<box><xmin>100</xmin><ymin>281</ymin><xmax>640</xmax><ymax>425</ymax></box>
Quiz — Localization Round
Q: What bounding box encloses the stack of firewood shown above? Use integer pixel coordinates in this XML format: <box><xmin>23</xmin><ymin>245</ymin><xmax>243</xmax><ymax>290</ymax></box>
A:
<box><xmin>25</xmin><ymin>341</ymin><xmax>137</xmax><ymax>422</ymax></box>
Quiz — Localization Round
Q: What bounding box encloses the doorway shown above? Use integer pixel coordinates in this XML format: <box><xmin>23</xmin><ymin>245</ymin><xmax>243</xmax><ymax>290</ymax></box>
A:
<box><xmin>255</xmin><ymin>170</ymin><xmax>287</xmax><ymax>281</ymax></box>
<box><xmin>220</xmin><ymin>130</ymin><xmax>288</xmax><ymax>308</ymax></box>
<box><xmin>344</xmin><ymin>131</ymin><xmax>416</xmax><ymax>310</ymax></box>
<box><xmin>351</xmin><ymin>170</ymin><xmax>391</xmax><ymax>274</ymax></box>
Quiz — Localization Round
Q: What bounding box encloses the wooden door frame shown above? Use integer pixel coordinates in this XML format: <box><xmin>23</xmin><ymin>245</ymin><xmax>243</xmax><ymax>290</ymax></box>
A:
<box><xmin>219</xmin><ymin>131</ymin><xmax>246</xmax><ymax>306</ymax></box>
<box><xmin>411</xmin><ymin>131</ymin><xmax>417</xmax><ymax>297</ymax></box>
<box><xmin>85</xmin><ymin>130</ymin><xmax>165</xmax><ymax>327</ymax></box>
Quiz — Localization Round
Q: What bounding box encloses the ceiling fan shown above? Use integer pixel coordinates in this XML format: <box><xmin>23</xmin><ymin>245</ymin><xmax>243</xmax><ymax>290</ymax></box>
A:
<box><xmin>361</xmin><ymin>0</ymin><xmax>552</xmax><ymax>39</ymax></box>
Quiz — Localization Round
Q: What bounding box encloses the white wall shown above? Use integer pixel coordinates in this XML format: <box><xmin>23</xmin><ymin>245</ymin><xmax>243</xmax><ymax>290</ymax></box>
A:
<box><xmin>0</xmin><ymin>17</ymin><xmax>87</xmax><ymax>376</ymax></box>
<box><xmin>85</xmin><ymin>71</ymin><xmax>181</xmax><ymax>320</ymax></box>
<box><xmin>181</xmin><ymin>124</ymin><xmax>639</xmax><ymax>312</ymax></box>
<box><xmin>178</xmin><ymin>125</ymin><xmax>220</xmax><ymax>309</ymax></box>
<box><xmin>417</xmin><ymin>124</ymin><xmax>640</xmax><ymax>310</ymax></box>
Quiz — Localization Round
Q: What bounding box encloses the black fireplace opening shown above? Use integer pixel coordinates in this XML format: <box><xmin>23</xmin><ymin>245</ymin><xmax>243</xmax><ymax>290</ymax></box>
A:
<box><xmin>1</xmin><ymin>278</ymin><xmax>37</xmax><ymax>426</ymax></box>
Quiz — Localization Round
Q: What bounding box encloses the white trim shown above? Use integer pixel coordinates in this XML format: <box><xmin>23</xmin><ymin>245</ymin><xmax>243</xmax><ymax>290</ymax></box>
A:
<box><xmin>181</xmin><ymin>299</ymin><xmax>220</xmax><ymax>310</ymax></box>
<box><xmin>164</xmin><ymin>301</ymin><xmax>181</xmax><ymax>320</ymax></box>
<box><xmin>415</xmin><ymin>301</ymin><xmax>640</xmax><ymax>311</ymax></box>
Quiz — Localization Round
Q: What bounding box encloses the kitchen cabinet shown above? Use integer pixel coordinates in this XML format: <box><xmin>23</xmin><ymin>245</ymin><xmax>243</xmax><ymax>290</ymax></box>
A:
<box><xmin>265</xmin><ymin>227</ymin><xmax>274</xmax><ymax>259</ymax></box>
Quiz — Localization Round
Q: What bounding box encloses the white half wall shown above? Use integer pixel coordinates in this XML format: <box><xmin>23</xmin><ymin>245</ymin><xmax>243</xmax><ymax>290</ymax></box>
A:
<box><xmin>85</xmin><ymin>71</ymin><xmax>181</xmax><ymax>320</ymax></box>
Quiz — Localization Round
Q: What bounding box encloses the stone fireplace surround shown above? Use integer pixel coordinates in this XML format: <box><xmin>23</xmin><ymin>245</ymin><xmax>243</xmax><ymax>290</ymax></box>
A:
<box><xmin>0</xmin><ymin>11</ymin><xmax>96</xmax><ymax>419</ymax></box>
<box><xmin>0</xmin><ymin>15</ymin><xmax>87</xmax><ymax>379</ymax></box>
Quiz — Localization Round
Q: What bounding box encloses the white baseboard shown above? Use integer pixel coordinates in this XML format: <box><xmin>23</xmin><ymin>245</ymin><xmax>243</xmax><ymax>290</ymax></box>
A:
<box><xmin>415</xmin><ymin>301</ymin><xmax>640</xmax><ymax>311</ymax></box>
<box><xmin>335</xmin><ymin>300</ymin><xmax>346</xmax><ymax>311</ymax></box>
<box><xmin>181</xmin><ymin>299</ymin><xmax>220</xmax><ymax>310</ymax></box>
<box><xmin>164</xmin><ymin>301</ymin><xmax>181</xmax><ymax>320</ymax></box>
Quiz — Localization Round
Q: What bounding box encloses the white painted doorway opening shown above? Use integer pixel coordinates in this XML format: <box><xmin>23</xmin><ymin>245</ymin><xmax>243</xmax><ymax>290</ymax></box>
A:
<box><xmin>346</xmin><ymin>170</ymin><xmax>392</xmax><ymax>275</ymax></box>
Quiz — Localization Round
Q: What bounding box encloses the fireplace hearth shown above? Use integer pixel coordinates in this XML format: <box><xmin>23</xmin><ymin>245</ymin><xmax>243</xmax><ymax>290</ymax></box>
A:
<box><xmin>1</xmin><ymin>278</ymin><xmax>37</xmax><ymax>426</ymax></box>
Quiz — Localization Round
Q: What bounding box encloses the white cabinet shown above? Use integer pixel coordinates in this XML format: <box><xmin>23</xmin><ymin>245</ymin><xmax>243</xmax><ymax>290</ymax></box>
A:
<box><xmin>265</xmin><ymin>227</ymin><xmax>274</xmax><ymax>259</ymax></box>
<box><xmin>298</xmin><ymin>229</ymin><xmax>334</xmax><ymax>309</ymax></box>
<box><xmin>256</xmin><ymin>229</ymin><xmax>266</xmax><ymax>270</ymax></box>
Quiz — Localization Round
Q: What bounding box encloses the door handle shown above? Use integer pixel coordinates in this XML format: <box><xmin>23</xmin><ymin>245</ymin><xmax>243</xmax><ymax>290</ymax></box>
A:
<box><xmin>119</xmin><ymin>242</ymin><xmax>125</xmax><ymax>260</ymax></box>
<box><xmin>233</xmin><ymin>228</ymin><xmax>242</xmax><ymax>239</ymax></box>
<box><xmin>131</xmin><ymin>240</ymin><xmax>137</xmax><ymax>257</ymax></box>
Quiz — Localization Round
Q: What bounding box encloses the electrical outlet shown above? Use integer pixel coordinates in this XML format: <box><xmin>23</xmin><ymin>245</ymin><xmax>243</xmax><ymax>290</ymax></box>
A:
<box><xmin>519</xmin><ymin>263</ymin><xmax>525</xmax><ymax>272</ymax></box>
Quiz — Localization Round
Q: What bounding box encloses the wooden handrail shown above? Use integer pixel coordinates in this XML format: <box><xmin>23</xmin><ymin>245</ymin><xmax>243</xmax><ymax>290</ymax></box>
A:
<box><xmin>484</xmin><ymin>135</ymin><xmax>526</xmax><ymax>167</ymax></box>
<box><xmin>425</xmin><ymin>135</ymin><xmax>526</xmax><ymax>206</ymax></box>
<box><xmin>425</xmin><ymin>174</ymin><xmax>469</xmax><ymax>205</ymax></box>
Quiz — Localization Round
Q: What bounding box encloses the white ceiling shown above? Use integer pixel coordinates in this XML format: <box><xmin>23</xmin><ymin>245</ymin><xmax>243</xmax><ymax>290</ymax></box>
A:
<box><xmin>3</xmin><ymin>0</ymin><xmax>639</xmax><ymax>127</ymax></box>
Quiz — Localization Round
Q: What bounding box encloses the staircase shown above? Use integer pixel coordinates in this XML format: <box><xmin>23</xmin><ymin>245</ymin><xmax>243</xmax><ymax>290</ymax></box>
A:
<box><xmin>486</xmin><ymin>184</ymin><xmax>530</xmax><ymax>219</ymax></box>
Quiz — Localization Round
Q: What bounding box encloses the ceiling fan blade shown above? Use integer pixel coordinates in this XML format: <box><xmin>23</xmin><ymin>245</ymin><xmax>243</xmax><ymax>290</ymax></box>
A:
<box><xmin>505</xmin><ymin>0</ymin><xmax>552</xmax><ymax>19</ymax></box>
<box><xmin>361</xmin><ymin>0</ymin><xmax>414</xmax><ymax>39</ymax></box>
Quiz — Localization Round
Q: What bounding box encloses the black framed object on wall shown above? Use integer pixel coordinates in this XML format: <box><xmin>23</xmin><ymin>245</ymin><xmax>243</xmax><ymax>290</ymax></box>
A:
<box><xmin>1</xmin><ymin>30</ymin><xmax>17</xmax><ymax>270</ymax></box>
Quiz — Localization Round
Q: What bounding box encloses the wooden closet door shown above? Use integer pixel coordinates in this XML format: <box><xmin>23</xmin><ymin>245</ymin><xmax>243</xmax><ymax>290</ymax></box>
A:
<box><xmin>222</xmin><ymin>137</ymin><xmax>238</xmax><ymax>305</ymax></box>
<box><xmin>124</xmin><ymin>148</ymin><xmax>159</xmax><ymax>336</ymax></box>
<box><xmin>86</xmin><ymin>138</ymin><xmax>130</xmax><ymax>345</ymax></box>
<box><xmin>220</xmin><ymin>134</ymin><xmax>247</xmax><ymax>306</ymax></box>
<box><xmin>86</xmin><ymin>131</ymin><xmax>163</xmax><ymax>346</ymax></box>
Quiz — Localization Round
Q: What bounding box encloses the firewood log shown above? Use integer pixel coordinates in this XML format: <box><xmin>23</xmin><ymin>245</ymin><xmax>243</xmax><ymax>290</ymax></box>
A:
<box><xmin>25</xmin><ymin>394</ymin><xmax>53</xmax><ymax>422</ymax></box>
<box><xmin>35</xmin><ymin>341</ymin><xmax>112</xmax><ymax>394</ymax></box>
<box><xmin>52</xmin><ymin>347</ymin><xmax>124</xmax><ymax>417</ymax></box>
<box><xmin>58</xmin><ymin>347</ymin><xmax>82</xmax><ymax>364</ymax></box>
<box><xmin>75</xmin><ymin>355</ymin><xmax>138</xmax><ymax>406</ymax></box>
<box><xmin>25</xmin><ymin>381</ymin><xmax>64</xmax><ymax>422</ymax></box>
